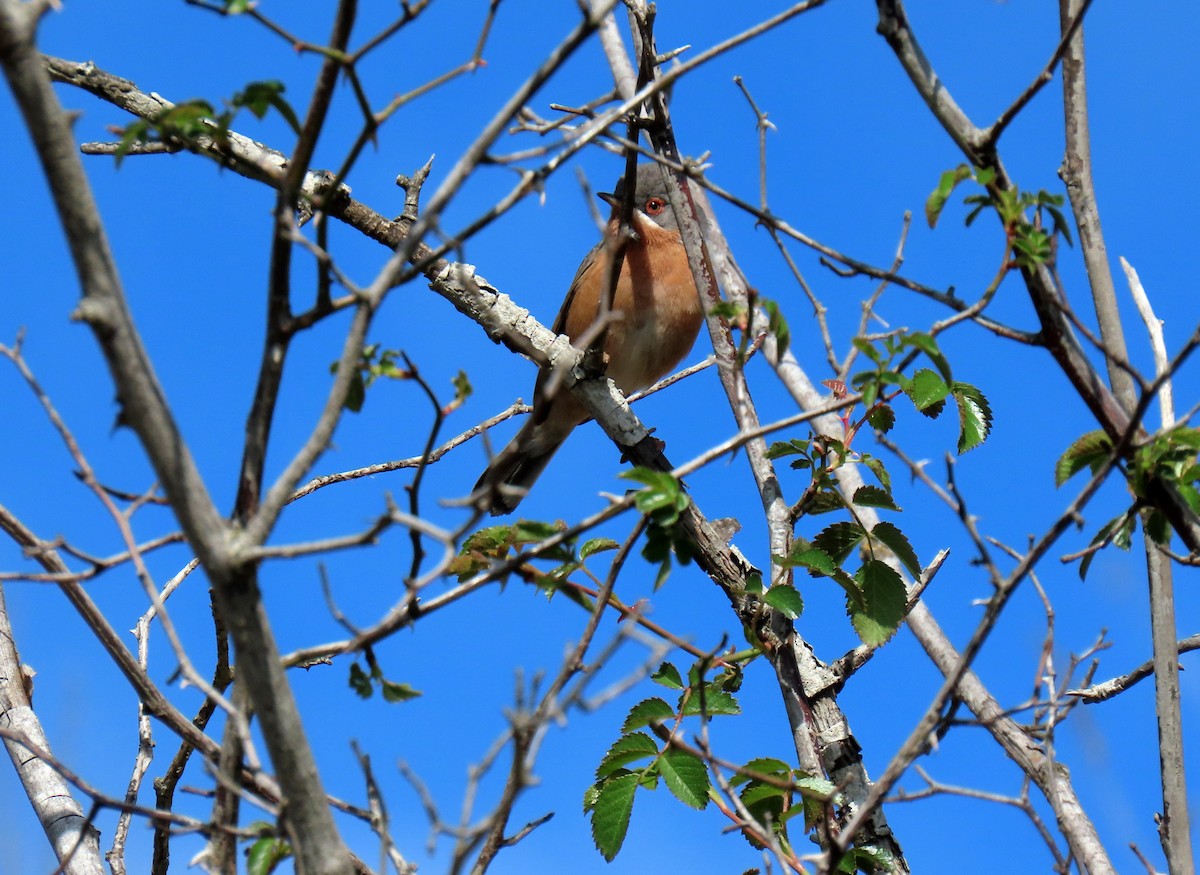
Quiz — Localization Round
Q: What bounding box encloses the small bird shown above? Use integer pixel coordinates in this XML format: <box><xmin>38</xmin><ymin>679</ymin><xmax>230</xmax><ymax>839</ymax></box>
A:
<box><xmin>473</xmin><ymin>164</ymin><xmax>704</xmax><ymax>515</ymax></box>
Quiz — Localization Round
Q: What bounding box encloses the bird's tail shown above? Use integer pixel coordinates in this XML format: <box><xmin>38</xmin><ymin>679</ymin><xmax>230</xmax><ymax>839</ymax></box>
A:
<box><xmin>472</xmin><ymin>424</ymin><xmax>567</xmax><ymax>515</ymax></box>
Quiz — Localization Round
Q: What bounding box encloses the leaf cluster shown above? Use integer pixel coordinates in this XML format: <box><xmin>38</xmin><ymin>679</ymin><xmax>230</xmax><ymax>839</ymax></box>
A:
<box><xmin>585</xmin><ymin>657</ymin><xmax>744</xmax><ymax>861</ymax></box>
<box><xmin>851</xmin><ymin>330</ymin><xmax>992</xmax><ymax>456</ymax></box>
<box><xmin>115</xmin><ymin>80</ymin><xmax>300</xmax><ymax>165</ymax></box>
<box><xmin>347</xmin><ymin>649</ymin><xmax>421</xmax><ymax>703</ymax></box>
<box><xmin>448</xmin><ymin>519</ymin><xmax>621</xmax><ymax>610</ymax></box>
<box><xmin>621</xmin><ymin>468</ymin><xmax>695</xmax><ymax>589</ymax></box>
<box><xmin>926</xmin><ymin>164</ymin><xmax>1073</xmax><ymax>269</ymax></box>
<box><xmin>1057</xmin><ymin>426</ymin><xmax>1200</xmax><ymax>578</ymax></box>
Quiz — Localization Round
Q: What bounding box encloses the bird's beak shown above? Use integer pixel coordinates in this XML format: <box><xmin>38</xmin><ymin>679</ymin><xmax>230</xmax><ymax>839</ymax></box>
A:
<box><xmin>597</xmin><ymin>191</ymin><xmax>621</xmax><ymax>209</ymax></box>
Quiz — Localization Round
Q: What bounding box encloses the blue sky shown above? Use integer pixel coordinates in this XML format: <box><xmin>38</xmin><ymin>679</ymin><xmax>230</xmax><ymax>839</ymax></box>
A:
<box><xmin>2</xmin><ymin>1</ymin><xmax>1198</xmax><ymax>872</ymax></box>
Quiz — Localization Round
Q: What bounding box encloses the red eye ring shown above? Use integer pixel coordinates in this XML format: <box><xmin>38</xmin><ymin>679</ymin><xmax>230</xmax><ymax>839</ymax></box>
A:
<box><xmin>644</xmin><ymin>197</ymin><xmax>666</xmax><ymax>215</ymax></box>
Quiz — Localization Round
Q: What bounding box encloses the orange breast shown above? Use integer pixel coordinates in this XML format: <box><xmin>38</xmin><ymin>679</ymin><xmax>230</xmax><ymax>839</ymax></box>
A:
<box><xmin>565</xmin><ymin>223</ymin><xmax>703</xmax><ymax>395</ymax></box>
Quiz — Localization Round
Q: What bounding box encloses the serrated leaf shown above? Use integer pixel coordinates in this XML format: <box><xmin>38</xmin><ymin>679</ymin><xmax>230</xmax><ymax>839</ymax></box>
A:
<box><xmin>870</xmin><ymin>521</ymin><xmax>922</xmax><ymax>579</ymax></box>
<box><xmin>806</xmin><ymin>489</ymin><xmax>846</xmax><ymax>514</ymax></box>
<box><xmin>813</xmin><ymin>521</ymin><xmax>865</xmax><ymax>566</ymax></box>
<box><xmin>680</xmin><ymin>688</ymin><xmax>741</xmax><ymax>717</ymax></box>
<box><xmin>765</xmin><ymin>438</ymin><xmax>810</xmax><ymax>460</ymax></box>
<box><xmin>1055</xmin><ymin>430</ymin><xmax>1113</xmax><ymax>487</ymax></box>
<box><xmin>776</xmin><ymin>545</ymin><xmax>837</xmax><ymax>577</ymax></box>
<box><xmin>462</xmin><ymin>524</ymin><xmax>514</xmax><ymax>555</ymax></box>
<box><xmin>580</xmin><ymin>538</ymin><xmax>619</xmax><ymax>560</ymax></box>
<box><xmin>866</xmin><ymin>404</ymin><xmax>896</xmax><ymax>434</ymax></box>
<box><xmin>590</xmin><ymin>772</ymin><xmax>639</xmax><ymax>861</ymax></box>
<box><xmin>651</xmin><ymin>662</ymin><xmax>684</xmax><ymax>689</ymax></box>
<box><xmin>659</xmin><ymin>748</ymin><xmax>710</xmax><ymax>809</ymax></box>
<box><xmin>621</xmin><ymin>698</ymin><xmax>676</xmax><ymax>733</ymax></box>
<box><xmin>859</xmin><ymin>453</ymin><xmax>893</xmax><ymax>492</ymax></box>
<box><xmin>597</xmin><ymin>732</ymin><xmax>659</xmax><ymax>778</ymax></box>
<box><xmin>905</xmin><ymin>368</ymin><xmax>951</xmax><ymax>414</ymax></box>
<box><xmin>512</xmin><ymin>519</ymin><xmax>563</xmax><ymax>543</ymax></box>
<box><xmin>762</xmin><ymin>585</ymin><xmax>804</xmax><ymax>619</ymax></box>
<box><xmin>246</xmin><ymin>835</ymin><xmax>292</xmax><ymax>875</ymax></box>
<box><xmin>925</xmin><ymin>164</ymin><xmax>973</xmax><ymax>228</ymax></box>
<box><xmin>952</xmin><ymin>382</ymin><xmax>993</xmax><ymax>453</ymax></box>
<box><xmin>853</xmin><ymin>485</ymin><xmax>899</xmax><ymax>511</ymax></box>
<box><xmin>740</xmin><ymin>757</ymin><xmax>793</xmax><ymax>779</ymax></box>
<box><xmin>740</xmin><ymin>780</ymin><xmax>786</xmax><ymax>809</ymax></box>
<box><xmin>849</xmin><ymin>560</ymin><xmax>908</xmax><ymax>645</ymax></box>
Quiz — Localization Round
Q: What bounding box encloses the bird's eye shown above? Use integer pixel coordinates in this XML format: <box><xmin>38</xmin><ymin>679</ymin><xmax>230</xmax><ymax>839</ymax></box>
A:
<box><xmin>644</xmin><ymin>197</ymin><xmax>666</xmax><ymax>215</ymax></box>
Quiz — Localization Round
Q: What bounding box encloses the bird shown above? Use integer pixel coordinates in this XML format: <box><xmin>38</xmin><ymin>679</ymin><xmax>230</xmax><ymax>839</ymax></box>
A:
<box><xmin>473</xmin><ymin>163</ymin><xmax>705</xmax><ymax>515</ymax></box>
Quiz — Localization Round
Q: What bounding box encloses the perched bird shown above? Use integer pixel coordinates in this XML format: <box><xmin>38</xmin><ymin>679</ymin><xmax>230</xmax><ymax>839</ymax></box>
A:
<box><xmin>473</xmin><ymin>164</ymin><xmax>704</xmax><ymax>515</ymax></box>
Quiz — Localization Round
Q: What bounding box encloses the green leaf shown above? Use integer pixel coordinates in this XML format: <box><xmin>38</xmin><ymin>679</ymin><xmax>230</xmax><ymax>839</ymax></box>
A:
<box><xmin>1145</xmin><ymin>508</ymin><xmax>1171</xmax><ymax>544</ymax></box>
<box><xmin>1055</xmin><ymin>430</ymin><xmax>1113</xmax><ymax>487</ymax></box>
<box><xmin>812</xmin><ymin>522</ymin><xmax>865</xmax><ymax>566</ymax></box>
<box><xmin>849</xmin><ymin>560</ymin><xmax>908</xmax><ymax>646</ymax></box>
<box><xmin>113</xmin><ymin>119</ymin><xmax>151</xmax><ymax>166</ymax></box>
<box><xmin>379</xmin><ymin>679</ymin><xmax>421</xmax><ymax>703</ymax></box>
<box><xmin>952</xmin><ymin>382</ymin><xmax>993</xmax><ymax>453</ymax></box>
<box><xmin>852</xmin><ymin>336</ymin><xmax>882</xmax><ymax>364</ymax></box>
<box><xmin>246</xmin><ymin>834</ymin><xmax>292</xmax><ymax>875</ymax></box>
<box><xmin>343</xmin><ymin>372</ymin><xmax>365</xmax><ymax>413</ymax></box>
<box><xmin>1046</xmin><ymin>204</ymin><xmax>1074</xmax><ymax>246</ymax></box>
<box><xmin>1078</xmin><ymin>511</ymin><xmax>1136</xmax><ymax>581</ymax></box>
<box><xmin>847</xmin><ymin>845</ymin><xmax>897</xmax><ymax>874</ymax></box>
<box><xmin>580</xmin><ymin>538</ymin><xmax>620</xmax><ymax>560</ymax></box>
<box><xmin>1013</xmin><ymin>226</ymin><xmax>1053</xmax><ymax>267</ymax></box>
<box><xmin>739</xmin><ymin>780</ymin><xmax>786</xmax><ymax>810</ymax></box>
<box><xmin>762</xmin><ymin>585</ymin><xmax>804</xmax><ymax>619</ymax></box>
<box><xmin>866</xmin><ymin>404</ymin><xmax>896</xmax><ymax>434</ymax></box>
<box><xmin>870</xmin><ymin>522</ymin><xmax>922</xmax><ymax>579</ymax></box>
<box><xmin>621</xmin><ymin>467</ymin><xmax>689</xmax><ymax>525</ymax></box>
<box><xmin>806</xmin><ymin>489</ymin><xmax>847</xmax><ymax>514</ymax></box>
<box><xmin>853</xmin><ymin>485</ymin><xmax>899</xmax><ymax>511</ymax></box>
<box><xmin>794</xmin><ymin>774</ymin><xmax>838</xmax><ymax>799</ymax></box>
<box><xmin>761</xmin><ymin>297</ymin><xmax>791</xmax><ymax>355</ymax></box>
<box><xmin>904</xmin><ymin>332</ymin><xmax>952</xmax><ymax>383</ymax></box>
<box><xmin>590</xmin><ymin>772</ymin><xmax>639</xmax><ymax>861</ymax></box>
<box><xmin>651</xmin><ymin>662</ymin><xmax>684</xmax><ymax>689</ymax></box>
<box><xmin>765</xmin><ymin>438</ymin><xmax>811</xmax><ymax>460</ymax></box>
<box><xmin>232</xmin><ymin>80</ymin><xmax>301</xmax><ymax>133</ymax></box>
<box><xmin>709</xmin><ymin>300</ymin><xmax>748</xmax><ymax>323</ymax></box>
<box><xmin>775</xmin><ymin>545</ymin><xmax>837</xmax><ymax>576</ymax></box>
<box><xmin>729</xmin><ymin>757</ymin><xmax>793</xmax><ymax>786</ymax></box>
<box><xmin>450</xmin><ymin>370</ymin><xmax>473</xmax><ymax>408</ymax></box>
<box><xmin>621</xmin><ymin>698</ymin><xmax>676</xmax><ymax>733</ymax></box>
<box><xmin>680</xmin><ymin>688</ymin><xmax>741</xmax><ymax>717</ymax></box>
<box><xmin>859</xmin><ymin>453</ymin><xmax>893</xmax><ymax>492</ymax></box>
<box><xmin>659</xmin><ymin>748</ymin><xmax>710</xmax><ymax>809</ymax></box>
<box><xmin>925</xmin><ymin>164</ymin><xmax>973</xmax><ymax>228</ymax></box>
<box><xmin>512</xmin><ymin>519</ymin><xmax>563</xmax><ymax>543</ymax></box>
<box><xmin>597</xmin><ymin>732</ymin><xmax>659</xmax><ymax>778</ymax></box>
<box><xmin>348</xmin><ymin>663</ymin><xmax>373</xmax><ymax>699</ymax></box>
<box><xmin>904</xmin><ymin>368</ymin><xmax>951</xmax><ymax>414</ymax></box>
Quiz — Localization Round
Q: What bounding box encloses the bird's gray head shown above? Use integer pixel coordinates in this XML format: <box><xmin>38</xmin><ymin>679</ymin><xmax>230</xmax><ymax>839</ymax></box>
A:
<box><xmin>598</xmin><ymin>163</ymin><xmax>681</xmax><ymax>233</ymax></box>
